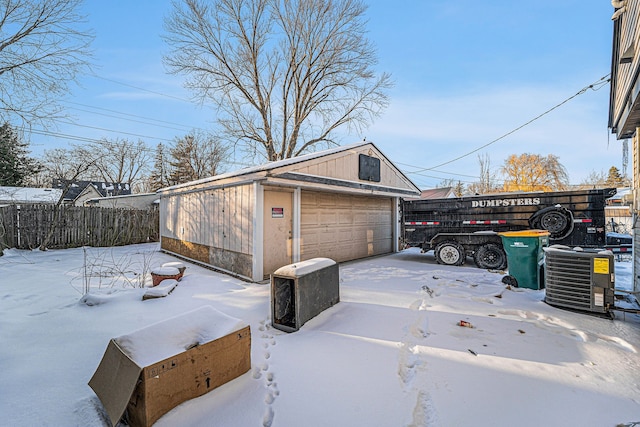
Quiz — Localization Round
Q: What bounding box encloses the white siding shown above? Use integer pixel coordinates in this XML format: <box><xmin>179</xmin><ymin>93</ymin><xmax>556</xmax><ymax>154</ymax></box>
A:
<box><xmin>612</xmin><ymin>1</ymin><xmax>640</xmax><ymax>122</ymax></box>
<box><xmin>160</xmin><ymin>184</ymin><xmax>254</xmax><ymax>255</ymax></box>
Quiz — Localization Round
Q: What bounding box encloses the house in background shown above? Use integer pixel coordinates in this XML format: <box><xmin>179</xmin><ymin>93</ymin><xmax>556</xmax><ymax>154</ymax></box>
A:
<box><xmin>85</xmin><ymin>193</ymin><xmax>159</xmax><ymax>210</ymax></box>
<box><xmin>608</xmin><ymin>0</ymin><xmax>639</xmax><ymax>299</ymax></box>
<box><xmin>73</xmin><ymin>184</ymin><xmax>104</xmax><ymax>207</ymax></box>
<box><xmin>605</xmin><ymin>187</ymin><xmax>633</xmax><ymax>233</ymax></box>
<box><xmin>0</xmin><ymin>187</ymin><xmax>63</xmax><ymax>207</ymax></box>
<box><xmin>52</xmin><ymin>180</ymin><xmax>132</xmax><ymax>206</ymax></box>
<box><xmin>416</xmin><ymin>187</ymin><xmax>458</xmax><ymax>200</ymax></box>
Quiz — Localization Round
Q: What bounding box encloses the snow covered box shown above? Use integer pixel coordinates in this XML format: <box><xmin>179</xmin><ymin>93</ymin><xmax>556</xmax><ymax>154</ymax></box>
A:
<box><xmin>89</xmin><ymin>306</ymin><xmax>251</xmax><ymax>427</ymax></box>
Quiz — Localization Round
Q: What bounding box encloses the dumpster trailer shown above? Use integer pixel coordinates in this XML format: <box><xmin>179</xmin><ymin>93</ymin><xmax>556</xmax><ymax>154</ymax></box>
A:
<box><xmin>401</xmin><ymin>188</ymin><xmax>616</xmax><ymax>269</ymax></box>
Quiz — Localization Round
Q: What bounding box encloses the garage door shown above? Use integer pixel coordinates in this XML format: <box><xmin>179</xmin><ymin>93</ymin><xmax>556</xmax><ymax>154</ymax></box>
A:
<box><xmin>300</xmin><ymin>191</ymin><xmax>393</xmax><ymax>262</ymax></box>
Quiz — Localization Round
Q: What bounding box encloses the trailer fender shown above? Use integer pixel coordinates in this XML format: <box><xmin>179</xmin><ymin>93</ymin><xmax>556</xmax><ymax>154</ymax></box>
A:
<box><xmin>528</xmin><ymin>206</ymin><xmax>574</xmax><ymax>239</ymax></box>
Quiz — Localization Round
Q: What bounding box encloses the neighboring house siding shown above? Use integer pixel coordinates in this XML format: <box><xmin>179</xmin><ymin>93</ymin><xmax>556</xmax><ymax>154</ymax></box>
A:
<box><xmin>605</xmin><ymin>206</ymin><xmax>633</xmax><ymax>233</ymax></box>
<box><xmin>610</xmin><ymin>1</ymin><xmax>640</xmax><ymax>300</ymax></box>
<box><xmin>87</xmin><ymin>194</ymin><xmax>158</xmax><ymax>210</ymax></box>
<box><xmin>611</xmin><ymin>1</ymin><xmax>640</xmax><ymax>131</ymax></box>
<box><xmin>73</xmin><ymin>185</ymin><xmax>103</xmax><ymax>207</ymax></box>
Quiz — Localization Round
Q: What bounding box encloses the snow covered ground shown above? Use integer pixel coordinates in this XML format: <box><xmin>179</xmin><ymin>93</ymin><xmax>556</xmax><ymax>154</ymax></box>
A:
<box><xmin>1</xmin><ymin>243</ymin><xmax>638</xmax><ymax>427</ymax></box>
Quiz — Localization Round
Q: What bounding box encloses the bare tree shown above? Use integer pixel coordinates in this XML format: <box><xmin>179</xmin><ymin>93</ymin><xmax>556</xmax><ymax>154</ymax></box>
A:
<box><xmin>579</xmin><ymin>167</ymin><xmax>630</xmax><ymax>189</ymax></box>
<box><xmin>501</xmin><ymin>153</ymin><xmax>569</xmax><ymax>192</ymax></box>
<box><xmin>33</xmin><ymin>147</ymin><xmax>94</xmax><ymax>187</ymax></box>
<box><xmin>163</xmin><ymin>0</ymin><xmax>391</xmax><ymax>162</ymax></box>
<box><xmin>578</xmin><ymin>169</ymin><xmax>607</xmax><ymax>189</ymax></box>
<box><xmin>436</xmin><ymin>178</ymin><xmax>457</xmax><ymax>188</ymax></box>
<box><xmin>35</xmin><ymin>147</ymin><xmax>100</xmax><ymax>250</ymax></box>
<box><xmin>34</xmin><ymin>141</ymin><xmax>153</xmax><ymax>192</ymax></box>
<box><xmin>467</xmin><ymin>153</ymin><xmax>500</xmax><ymax>194</ymax></box>
<box><xmin>169</xmin><ymin>132</ymin><xmax>228</xmax><ymax>184</ymax></box>
<box><xmin>89</xmin><ymin>138</ymin><xmax>152</xmax><ymax>192</ymax></box>
<box><xmin>0</xmin><ymin>0</ymin><xmax>93</xmax><ymax>127</ymax></box>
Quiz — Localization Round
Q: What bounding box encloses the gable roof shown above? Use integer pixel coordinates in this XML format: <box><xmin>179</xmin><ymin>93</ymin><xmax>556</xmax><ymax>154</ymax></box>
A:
<box><xmin>159</xmin><ymin>141</ymin><xmax>421</xmax><ymax>197</ymax></box>
<box><xmin>418</xmin><ymin>187</ymin><xmax>457</xmax><ymax>199</ymax></box>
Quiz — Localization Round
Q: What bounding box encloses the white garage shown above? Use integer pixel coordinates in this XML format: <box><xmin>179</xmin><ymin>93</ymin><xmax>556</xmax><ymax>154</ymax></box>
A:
<box><xmin>158</xmin><ymin>141</ymin><xmax>420</xmax><ymax>282</ymax></box>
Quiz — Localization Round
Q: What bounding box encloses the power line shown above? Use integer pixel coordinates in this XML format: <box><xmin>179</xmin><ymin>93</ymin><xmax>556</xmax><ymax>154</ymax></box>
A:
<box><xmin>395</xmin><ymin>161</ymin><xmax>479</xmax><ymax>179</ymax></box>
<box><xmin>62</xmin><ymin>101</ymin><xmax>203</xmax><ymax>133</ymax></box>
<box><xmin>28</xmin><ymin>128</ymin><xmax>256</xmax><ymax>170</ymax></box>
<box><xmin>25</xmin><ymin>74</ymin><xmax>216</xmax><ymax>147</ymax></box>
<box><xmin>90</xmin><ymin>74</ymin><xmax>192</xmax><ymax>103</ymax></box>
<box><xmin>407</xmin><ymin>74</ymin><xmax>612</xmax><ymax>175</ymax></box>
<box><xmin>51</xmin><ymin>120</ymin><xmax>178</xmax><ymax>143</ymax></box>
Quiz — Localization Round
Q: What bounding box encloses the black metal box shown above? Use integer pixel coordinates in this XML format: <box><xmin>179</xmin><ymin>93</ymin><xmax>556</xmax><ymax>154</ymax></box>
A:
<box><xmin>271</xmin><ymin>258</ymin><xmax>340</xmax><ymax>332</ymax></box>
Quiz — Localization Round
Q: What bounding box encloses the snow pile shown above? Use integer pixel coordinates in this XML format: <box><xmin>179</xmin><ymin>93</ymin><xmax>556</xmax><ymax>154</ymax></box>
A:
<box><xmin>151</xmin><ymin>266</ymin><xmax>180</xmax><ymax>276</ymax></box>
<box><xmin>0</xmin><ymin>243</ymin><xmax>638</xmax><ymax>426</ymax></box>
<box><xmin>142</xmin><ymin>278</ymin><xmax>179</xmax><ymax>300</ymax></box>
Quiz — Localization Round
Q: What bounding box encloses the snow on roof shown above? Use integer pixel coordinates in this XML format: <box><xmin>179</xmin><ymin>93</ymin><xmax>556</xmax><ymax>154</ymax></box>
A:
<box><xmin>607</xmin><ymin>187</ymin><xmax>631</xmax><ymax>200</ymax></box>
<box><xmin>158</xmin><ymin>141</ymin><xmax>375</xmax><ymax>192</ymax></box>
<box><xmin>0</xmin><ymin>186</ymin><xmax>62</xmax><ymax>204</ymax></box>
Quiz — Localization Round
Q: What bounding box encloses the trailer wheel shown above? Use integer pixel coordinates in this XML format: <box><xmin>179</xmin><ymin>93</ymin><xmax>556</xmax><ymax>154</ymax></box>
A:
<box><xmin>474</xmin><ymin>243</ymin><xmax>507</xmax><ymax>270</ymax></box>
<box><xmin>435</xmin><ymin>241</ymin><xmax>465</xmax><ymax>266</ymax></box>
<box><xmin>529</xmin><ymin>206</ymin><xmax>574</xmax><ymax>239</ymax></box>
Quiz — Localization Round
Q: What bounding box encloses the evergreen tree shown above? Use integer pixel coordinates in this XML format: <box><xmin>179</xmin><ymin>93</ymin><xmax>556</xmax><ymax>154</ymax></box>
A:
<box><xmin>149</xmin><ymin>143</ymin><xmax>173</xmax><ymax>191</ymax></box>
<box><xmin>605</xmin><ymin>166</ymin><xmax>624</xmax><ymax>188</ymax></box>
<box><xmin>0</xmin><ymin>123</ymin><xmax>41</xmax><ymax>186</ymax></box>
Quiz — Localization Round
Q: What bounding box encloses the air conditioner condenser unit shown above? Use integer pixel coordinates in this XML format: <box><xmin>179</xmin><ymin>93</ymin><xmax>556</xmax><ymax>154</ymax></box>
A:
<box><xmin>543</xmin><ymin>245</ymin><xmax>615</xmax><ymax>315</ymax></box>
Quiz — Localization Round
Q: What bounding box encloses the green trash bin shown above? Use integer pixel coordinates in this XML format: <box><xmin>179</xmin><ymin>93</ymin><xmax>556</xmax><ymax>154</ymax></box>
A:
<box><xmin>499</xmin><ymin>230</ymin><xmax>550</xmax><ymax>290</ymax></box>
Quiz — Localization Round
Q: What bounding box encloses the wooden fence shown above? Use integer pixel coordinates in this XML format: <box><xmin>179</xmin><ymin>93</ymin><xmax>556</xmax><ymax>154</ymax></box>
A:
<box><xmin>0</xmin><ymin>204</ymin><xmax>159</xmax><ymax>251</ymax></box>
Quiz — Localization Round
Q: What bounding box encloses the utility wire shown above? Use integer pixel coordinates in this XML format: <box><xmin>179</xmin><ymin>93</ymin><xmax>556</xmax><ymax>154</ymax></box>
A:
<box><xmin>62</xmin><ymin>101</ymin><xmax>201</xmax><ymax>133</ymax></box>
<box><xmin>51</xmin><ymin>120</ymin><xmax>178</xmax><ymax>143</ymax></box>
<box><xmin>90</xmin><ymin>74</ymin><xmax>192</xmax><ymax>103</ymax></box>
<box><xmin>395</xmin><ymin>161</ymin><xmax>479</xmax><ymax>179</ymax></box>
<box><xmin>407</xmin><ymin>74</ymin><xmax>612</xmax><ymax>174</ymax></box>
<box><xmin>22</xmin><ymin>74</ymin><xmax>216</xmax><ymax>147</ymax></box>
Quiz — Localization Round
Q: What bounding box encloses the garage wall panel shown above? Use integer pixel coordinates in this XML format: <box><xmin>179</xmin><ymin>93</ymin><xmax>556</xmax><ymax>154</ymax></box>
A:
<box><xmin>160</xmin><ymin>184</ymin><xmax>254</xmax><ymax>256</ymax></box>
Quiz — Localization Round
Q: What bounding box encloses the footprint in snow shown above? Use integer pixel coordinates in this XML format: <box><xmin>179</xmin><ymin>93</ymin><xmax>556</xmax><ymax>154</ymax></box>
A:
<box><xmin>258</xmin><ymin>319</ymin><xmax>279</xmax><ymax>426</ymax></box>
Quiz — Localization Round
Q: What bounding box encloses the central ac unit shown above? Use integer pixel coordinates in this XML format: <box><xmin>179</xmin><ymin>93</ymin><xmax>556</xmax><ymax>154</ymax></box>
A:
<box><xmin>543</xmin><ymin>245</ymin><xmax>615</xmax><ymax>314</ymax></box>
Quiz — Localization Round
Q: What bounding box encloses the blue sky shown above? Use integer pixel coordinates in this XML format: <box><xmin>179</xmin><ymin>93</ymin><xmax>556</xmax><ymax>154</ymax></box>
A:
<box><xmin>30</xmin><ymin>0</ymin><xmax>618</xmax><ymax>189</ymax></box>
